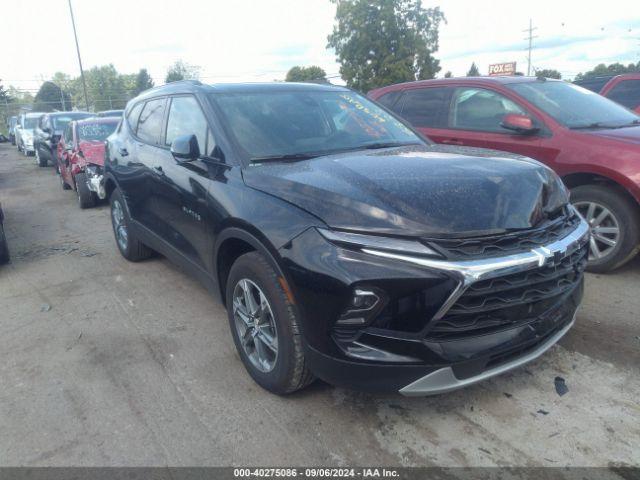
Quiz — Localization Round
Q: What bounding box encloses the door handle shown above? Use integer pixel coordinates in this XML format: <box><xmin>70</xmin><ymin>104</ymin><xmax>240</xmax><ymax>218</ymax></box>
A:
<box><xmin>118</xmin><ymin>147</ymin><xmax>129</xmax><ymax>156</ymax></box>
<box><xmin>442</xmin><ymin>138</ymin><xmax>463</xmax><ymax>145</ymax></box>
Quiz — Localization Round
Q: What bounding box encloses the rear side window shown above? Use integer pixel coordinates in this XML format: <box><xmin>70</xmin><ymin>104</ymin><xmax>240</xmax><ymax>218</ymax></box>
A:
<box><xmin>605</xmin><ymin>80</ymin><xmax>640</xmax><ymax>110</ymax></box>
<box><xmin>165</xmin><ymin>96</ymin><xmax>211</xmax><ymax>154</ymax></box>
<box><xmin>450</xmin><ymin>87</ymin><xmax>525</xmax><ymax>133</ymax></box>
<box><xmin>136</xmin><ymin>98</ymin><xmax>166</xmax><ymax>144</ymax></box>
<box><xmin>400</xmin><ymin>87</ymin><xmax>452</xmax><ymax>128</ymax></box>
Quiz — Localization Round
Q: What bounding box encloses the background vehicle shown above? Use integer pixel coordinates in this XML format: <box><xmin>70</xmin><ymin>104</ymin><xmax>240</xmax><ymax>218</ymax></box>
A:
<box><xmin>58</xmin><ymin>117</ymin><xmax>119</xmax><ymax>208</ymax></box>
<box><xmin>104</xmin><ymin>81</ymin><xmax>587</xmax><ymax>396</ymax></box>
<box><xmin>7</xmin><ymin>116</ymin><xmax>17</xmax><ymax>145</ymax></box>
<box><xmin>369</xmin><ymin>77</ymin><xmax>640</xmax><ymax>272</ymax></box>
<box><xmin>96</xmin><ymin>110</ymin><xmax>124</xmax><ymax>118</ymax></box>
<box><xmin>19</xmin><ymin>112</ymin><xmax>45</xmax><ymax>157</ymax></box>
<box><xmin>15</xmin><ymin>114</ymin><xmax>24</xmax><ymax>152</ymax></box>
<box><xmin>0</xmin><ymin>202</ymin><xmax>8</xmax><ymax>265</ymax></box>
<box><xmin>34</xmin><ymin>111</ymin><xmax>92</xmax><ymax>168</ymax></box>
<box><xmin>574</xmin><ymin>73</ymin><xmax>640</xmax><ymax>112</ymax></box>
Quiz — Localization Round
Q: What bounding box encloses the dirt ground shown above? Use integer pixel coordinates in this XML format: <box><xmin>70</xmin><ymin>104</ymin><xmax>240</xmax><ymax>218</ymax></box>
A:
<box><xmin>0</xmin><ymin>143</ymin><xmax>638</xmax><ymax>467</ymax></box>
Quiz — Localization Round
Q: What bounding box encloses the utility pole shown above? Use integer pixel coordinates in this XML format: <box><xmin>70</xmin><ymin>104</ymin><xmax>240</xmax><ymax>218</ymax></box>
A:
<box><xmin>523</xmin><ymin>18</ymin><xmax>538</xmax><ymax>76</ymax></box>
<box><xmin>68</xmin><ymin>0</ymin><xmax>90</xmax><ymax>111</ymax></box>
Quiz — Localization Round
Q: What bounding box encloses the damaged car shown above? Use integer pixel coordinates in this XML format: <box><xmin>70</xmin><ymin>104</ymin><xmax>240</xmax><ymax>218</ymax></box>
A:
<box><xmin>34</xmin><ymin>111</ymin><xmax>92</xmax><ymax>168</ymax></box>
<box><xmin>104</xmin><ymin>81</ymin><xmax>589</xmax><ymax>395</ymax></box>
<box><xmin>58</xmin><ymin>117</ymin><xmax>119</xmax><ymax>208</ymax></box>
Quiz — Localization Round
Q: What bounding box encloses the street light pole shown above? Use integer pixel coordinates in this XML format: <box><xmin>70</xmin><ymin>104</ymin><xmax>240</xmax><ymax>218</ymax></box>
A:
<box><xmin>68</xmin><ymin>0</ymin><xmax>90</xmax><ymax>111</ymax></box>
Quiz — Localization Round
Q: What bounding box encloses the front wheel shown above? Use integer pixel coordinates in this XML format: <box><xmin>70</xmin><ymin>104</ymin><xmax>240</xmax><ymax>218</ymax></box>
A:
<box><xmin>0</xmin><ymin>224</ymin><xmax>9</xmax><ymax>265</ymax></box>
<box><xmin>226</xmin><ymin>251</ymin><xmax>314</xmax><ymax>394</ymax></box>
<box><xmin>75</xmin><ymin>172</ymin><xmax>96</xmax><ymax>209</ymax></box>
<box><xmin>572</xmin><ymin>185</ymin><xmax>640</xmax><ymax>273</ymax></box>
<box><xmin>36</xmin><ymin>147</ymin><xmax>47</xmax><ymax>167</ymax></box>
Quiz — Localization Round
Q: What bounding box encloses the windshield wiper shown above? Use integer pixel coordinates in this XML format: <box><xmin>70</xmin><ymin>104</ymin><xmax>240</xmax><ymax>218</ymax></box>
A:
<box><xmin>250</xmin><ymin>153</ymin><xmax>319</xmax><ymax>163</ymax></box>
<box><xmin>570</xmin><ymin>120</ymin><xmax>640</xmax><ymax>130</ymax></box>
<box><xmin>360</xmin><ymin>141</ymin><xmax>422</xmax><ymax>150</ymax></box>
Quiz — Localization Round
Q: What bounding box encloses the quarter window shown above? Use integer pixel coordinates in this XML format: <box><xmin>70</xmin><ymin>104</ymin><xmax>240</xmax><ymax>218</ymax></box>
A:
<box><xmin>165</xmin><ymin>96</ymin><xmax>212</xmax><ymax>154</ymax></box>
<box><xmin>450</xmin><ymin>87</ymin><xmax>526</xmax><ymax>133</ymax></box>
<box><xmin>400</xmin><ymin>87</ymin><xmax>451</xmax><ymax>128</ymax></box>
<box><xmin>126</xmin><ymin>102</ymin><xmax>144</xmax><ymax>132</ymax></box>
<box><xmin>136</xmin><ymin>98</ymin><xmax>166</xmax><ymax>144</ymax></box>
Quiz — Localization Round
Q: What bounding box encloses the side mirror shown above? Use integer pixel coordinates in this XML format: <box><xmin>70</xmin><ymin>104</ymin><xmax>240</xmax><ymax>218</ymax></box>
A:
<box><xmin>170</xmin><ymin>134</ymin><xmax>200</xmax><ymax>162</ymax></box>
<box><xmin>501</xmin><ymin>113</ymin><xmax>539</xmax><ymax>134</ymax></box>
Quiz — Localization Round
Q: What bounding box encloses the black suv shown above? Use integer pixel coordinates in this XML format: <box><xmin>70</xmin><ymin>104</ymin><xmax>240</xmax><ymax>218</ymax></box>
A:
<box><xmin>34</xmin><ymin>111</ymin><xmax>92</xmax><ymax>167</ymax></box>
<box><xmin>104</xmin><ymin>81</ymin><xmax>589</xmax><ymax>395</ymax></box>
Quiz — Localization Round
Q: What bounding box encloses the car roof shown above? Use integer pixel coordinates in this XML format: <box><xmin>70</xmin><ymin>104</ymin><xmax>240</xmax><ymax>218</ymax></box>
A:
<box><xmin>134</xmin><ymin>80</ymin><xmax>349</xmax><ymax>101</ymax></box>
<box><xmin>25</xmin><ymin>112</ymin><xmax>45</xmax><ymax>118</ymax></box>
<box><xmin>369</xmin><ymin>76</ymin><xmax>561</xmax><ymax>96</ymax></box>
<box><xmin>47</xmin><ymin>111</ymin><xmax>91</xmax><ymax>117</ymax></box>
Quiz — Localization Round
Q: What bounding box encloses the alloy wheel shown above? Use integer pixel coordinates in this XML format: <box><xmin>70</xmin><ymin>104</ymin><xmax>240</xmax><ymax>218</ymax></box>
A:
<box><xmin>574</xmin><ymin>201</ymin><xmax>620</xmax><ymax>261</ymax></box>
<box><xmin>232</xmin><ymin>278</ymin><xmax>279</xmax><ymax>372</ymax></box>
<box><xmin>111</xmin><ymin>200</ymin><xmax>129</xmax><ymax>251</ymax></box>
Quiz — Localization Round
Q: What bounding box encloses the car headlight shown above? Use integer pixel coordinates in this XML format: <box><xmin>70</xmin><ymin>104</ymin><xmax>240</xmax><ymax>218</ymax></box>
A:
<box><xmin>317</xmin><ymin>228</ymin><xmax>440</xmax><ymax>257</ymax></box>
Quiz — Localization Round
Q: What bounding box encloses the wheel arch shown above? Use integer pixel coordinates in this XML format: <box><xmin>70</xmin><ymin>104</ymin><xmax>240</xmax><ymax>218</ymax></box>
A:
<box><xmin>562</xmin><ymin>171</ymin><xmax>640</xmax><ymax>209</ymax></box>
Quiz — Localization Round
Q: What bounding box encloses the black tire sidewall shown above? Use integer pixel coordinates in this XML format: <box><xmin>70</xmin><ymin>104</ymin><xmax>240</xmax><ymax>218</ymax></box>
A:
<box><xmin>571</xmin><ymin>185</ymin><xmax>640</xmax><ymax>272</ymax></box>
<box><xmin>109</xmin><ymin>188</ymin><xmax>133</xmax><ymax>258</ymax></box>
<box><xmin>75</xmin><ymin>173</ymin><xmax>95</xmax><ymax>209</ymax></box>
<box><xmin>225</xmin><ymin>252</ymin><xmax>300</xmax><ymax>394</ymax></box>
<box><xmin>0</xmin><ymin>224</ymin><xmax>9</xmax><ymax>265</ymax></box>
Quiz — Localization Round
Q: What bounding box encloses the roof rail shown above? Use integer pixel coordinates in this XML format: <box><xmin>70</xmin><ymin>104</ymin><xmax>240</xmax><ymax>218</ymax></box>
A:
<box><xmin>163</xmin><ymin>79</ymin><xmax>202</xmax><ymax>86</ymax></box>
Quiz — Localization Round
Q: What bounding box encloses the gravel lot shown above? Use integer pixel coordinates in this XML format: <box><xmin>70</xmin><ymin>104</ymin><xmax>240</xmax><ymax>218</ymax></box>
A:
<box><xmin>0</xmin><ymin>143</ymin><xmax>638</xmax><ymax>467</ymax></box>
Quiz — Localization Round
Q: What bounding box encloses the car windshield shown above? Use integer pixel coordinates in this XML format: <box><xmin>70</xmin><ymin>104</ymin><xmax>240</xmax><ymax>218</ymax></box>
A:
<box><xmin>210</xmin><ymin>90</ymin><xmax>423</xmax><ymax>161</ymax></box>
<box><xmin>508</xmin><ymin>81</ymin><xmax>640</xmax><ymax>129</ymax></box>
<box><xmin>53</xmin><ymin>114</ymin><xmax>89</xmax><ymax>130</ymax></box>
<box><xmin>78</xmin><ymin>122</ymin><xmax>118</xmax><ymax>141</ymax></box>
<box><xmin>24</xmin><ymin>117</ymin><xmax>39</xmax><ymax>129</ymax></box>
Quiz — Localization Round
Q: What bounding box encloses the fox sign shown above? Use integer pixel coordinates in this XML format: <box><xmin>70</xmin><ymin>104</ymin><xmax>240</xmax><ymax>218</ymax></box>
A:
<box><xmin>488</xmin><ymin>62</ymin><xmax>517</xmax><ymax>76</ymax></box>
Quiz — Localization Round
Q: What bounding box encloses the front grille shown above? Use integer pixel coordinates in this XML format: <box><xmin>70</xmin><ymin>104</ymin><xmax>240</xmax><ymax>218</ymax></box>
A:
<box><xmin>426</xmin><ymin>241</ymin><xmax>588</xmax><ymax>340</ymax></box>
<box><xmin>428</xmin><ymin>211</ymin><xmax>581</xmax><ymax>260</ymax></box>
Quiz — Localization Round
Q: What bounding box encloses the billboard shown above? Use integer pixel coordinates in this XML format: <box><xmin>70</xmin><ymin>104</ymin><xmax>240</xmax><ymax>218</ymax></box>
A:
<box><xmin>488</xmin><ymin>62</ymin><xmax>517</xmax><ymax>76</ymax></box>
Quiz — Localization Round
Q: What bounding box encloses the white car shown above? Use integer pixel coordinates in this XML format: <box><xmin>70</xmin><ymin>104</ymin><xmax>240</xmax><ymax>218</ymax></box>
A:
<box><xmin>18</xmin><ymin>112</ymin><xmax>45</xmax><ymax>156</ymax></box>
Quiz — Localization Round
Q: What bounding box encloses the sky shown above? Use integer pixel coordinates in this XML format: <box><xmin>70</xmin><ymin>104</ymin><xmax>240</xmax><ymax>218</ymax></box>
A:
<box><xmin>2</xmin><ymin>0</ymin><xmax>640</xmax><ymax>95</ymax></box>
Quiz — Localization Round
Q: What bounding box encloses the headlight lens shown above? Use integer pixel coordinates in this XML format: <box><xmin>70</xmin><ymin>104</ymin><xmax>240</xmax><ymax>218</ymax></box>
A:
<box><xmin>318</xmin><ymin>228</ymin><xmax>440</xmax><ymax>257</ymax></box>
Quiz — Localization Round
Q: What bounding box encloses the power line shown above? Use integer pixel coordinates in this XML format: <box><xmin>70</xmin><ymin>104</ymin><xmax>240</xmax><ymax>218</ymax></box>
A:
<box><xmin>523</xmin><ymin>18</ymin><xmax>538</xmax><ymax>76</ymax></box>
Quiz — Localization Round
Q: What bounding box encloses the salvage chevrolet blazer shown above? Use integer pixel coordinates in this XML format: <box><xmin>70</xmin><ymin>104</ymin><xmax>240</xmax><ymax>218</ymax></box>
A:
<box><xmin>104</xmin><ymin>81</ymin><xmax>589</xmax><ymax>395</ymax></box>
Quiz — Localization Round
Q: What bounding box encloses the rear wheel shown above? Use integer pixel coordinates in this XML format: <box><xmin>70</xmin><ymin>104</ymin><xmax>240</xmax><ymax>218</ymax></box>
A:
<box><xmin>0</xmin><ymin>224</ymin><xmax>9</xmax><ymax>265</ymax></box>
<box><xmin>226</xmin><ymin>251</ymin><xmax>314</xmax><ymax>395</ymax></box>
<box><xmin>109</xmin><ymin>188</ymin><xmax>153</xmax><ymax>261</ymax></box>
<box><xmin>572</xmin><ymin>184</ymin><xmax>640</xmax><ymax>273</ymax></box>
<box><xmin>75</xmin><ymin>172</ymin><xmax>96</xmax><ymax>209</ymax></box>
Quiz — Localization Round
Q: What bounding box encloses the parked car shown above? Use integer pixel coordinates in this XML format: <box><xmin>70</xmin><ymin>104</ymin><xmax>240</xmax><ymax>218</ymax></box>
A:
<box><xmin>58</xmin><ymin>117</ymin><xmax>119</xmax><ymax>208</ymax></box>
<box><xmin>574</xmin><ymin>73</ymin><xmax>640</xmax><ymax>112</ymax></box>
<box><xmin>18</xmin><ymin>112</ymin><xmax>45</xmax><ymax>156</ymax></box>
<box><xmin>0</xmin><ymin>201</ymin><xmax>8</xmax><ymax>264</ymax></box>
<box><xmin>7</xmin><ymin>116</ymin><xmax>17</xmax><ymax>145</ymax></box>
<box><xmin>34</xmin><ymin>111</ymin><xmax>92</xmax><ymax>167</ymax></box>
<box><xmin>14</xmin><ymin>114</ymin><xmax>24</xmax><ymax>152</ymax></box>
<box><xmin>104</xmin><ymin>81</ymin><xmax>588</xmax><ymax>395</ymax></box>
<box><xmin>369</xmin><ymin>76</ymin><xmax>640</xmax><ymax>272</ymax></box>
<box><xmin>96</xmin><ymin>110</ymin><xmax>124</xmax><ymax>118</ymax></box>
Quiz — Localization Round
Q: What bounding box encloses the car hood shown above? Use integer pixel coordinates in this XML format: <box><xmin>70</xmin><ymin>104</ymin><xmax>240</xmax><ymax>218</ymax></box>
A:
<box><xmin>242</xmin><ymin>145</ymin><xmax>569</xmax><ymax>237</ymax></box>
<box><xmin>78</xmin><ymin>140</ymin><xmax>106</xmax><ymax>166</ymax></box>
<box><xmin>584</xmin><ymin>125</ymin><xmax>640</xmax><ymax>145</ymax></box>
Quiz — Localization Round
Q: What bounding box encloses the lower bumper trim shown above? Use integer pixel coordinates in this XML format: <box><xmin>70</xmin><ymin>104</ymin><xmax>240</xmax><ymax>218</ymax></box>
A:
<box><xmin>399</xmin><ymin>315</ymin><xmax>575</xmax><ymax>396</ymax></box>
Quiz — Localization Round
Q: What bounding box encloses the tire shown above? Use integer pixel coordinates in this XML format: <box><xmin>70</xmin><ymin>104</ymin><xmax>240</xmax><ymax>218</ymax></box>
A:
<box><xmin>226</xmin><ymin>251</ymin><xmax>314</xmax><ymax>395</ymax></box>
<box><xmin>59</xmin><ymin>169</ymin><xmax>71</xmax><ymax>190</ymax></box>
<box><xmin>109</xmin><ymin>188</ymin><xmax>153</xmax><ymax>261</ymax></box>
<box><xmin>572</xmin><ymin>184</ymin><xmax>640</xmax><ymax>273</ymax></box>
<box><xmin>0</xmin><ymin>224</ymin><xmax>9</xmax><ymax>265</ymax></box>
<box><xmin>75</xmin><ymin>172</ymin><xmax>96</xmax><ymax>209</ymax></box>
<box><xmin>36</xmin><ymin>147</ymin><xmax>47</xmax><ymax>167</ymax></box>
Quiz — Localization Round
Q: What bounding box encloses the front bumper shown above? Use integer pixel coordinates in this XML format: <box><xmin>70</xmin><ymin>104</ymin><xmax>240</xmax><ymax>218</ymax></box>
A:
<box><xmin>281</xmin><ymin>215</ymin><xmax>589</xmax><ymax>395</ymax></box>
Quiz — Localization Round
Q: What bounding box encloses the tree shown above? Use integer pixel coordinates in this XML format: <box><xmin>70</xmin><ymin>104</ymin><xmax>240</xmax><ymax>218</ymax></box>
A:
<box><xmin>535</xmin><ymin>68</ymin><xmax>562</xmax><ymax>79</ymax></box>
<box><xmin>575</xmin><ymin>62</ymin><xmax>640</xmax><ymax>80</ymax></box>
<box><xmin>79</xmin><ymin>64</ymin><xmax>128</xmax><ymax>111</ymax></box>
<box><xmin>443</xmin><ymin>70</ymin><xmax>452</xmax><ymax>78</ymax></box>
<box><xmin>134</xmin><ymin>68</ymin><xmax>155</xmax><ymax>95</ymax></box>
<box><xmin>285</xmin><ymin>66</ymin><xmax>327</xmax><ymax>83</ymax></box>
<box><xmin>165</xmin><ymin>60</ymin><xmax>201</xmax><ymax>83</ymax></box>
<box><xmin>327</xmin><ymin>0</ymin><xmax>445</xmax><ymax>92</ymax></box>
<box><xmin>33</xmin><ymin>81</ymin><xmax>72</xmax><ymax>112</ymax></box>
<box><xmin>466</xmin><ymin>62</ymin><xmax>480</xmax><ymax>77</ymax></box>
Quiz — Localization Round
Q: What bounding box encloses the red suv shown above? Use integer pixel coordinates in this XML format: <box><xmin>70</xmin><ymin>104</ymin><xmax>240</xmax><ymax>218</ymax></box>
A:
<box><xmin>369</xmin><ymin>77</ymin><xmax>640</xmax><ymax>272</ymax></box>
<box><xmin>57</xmin><ymin>117</ymin><xmax>119</xmax><ymax>209</ymax></box>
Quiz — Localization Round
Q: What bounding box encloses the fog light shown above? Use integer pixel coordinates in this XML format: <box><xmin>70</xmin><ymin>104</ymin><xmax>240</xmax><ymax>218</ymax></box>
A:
<box><xmin>336</xmin><ymin>289</ymin><xmax>383</xmax><ymax>326</ymax></box>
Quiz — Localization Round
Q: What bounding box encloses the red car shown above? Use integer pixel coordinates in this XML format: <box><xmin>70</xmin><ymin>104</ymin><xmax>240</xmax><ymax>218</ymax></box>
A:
<box><xmin>369</xmin><ymin>76</ymin><xmax>640</xmax><ymax>272</ymax></box>
<box><xmin>574</xmin><ymin>73</ymin><xmax>640</xmax><ymax>113</ymax></box>
<box><xmin>57</xmin><ymin>117</ymin><xmax>119</xmax><ymax>208</ymax></box>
